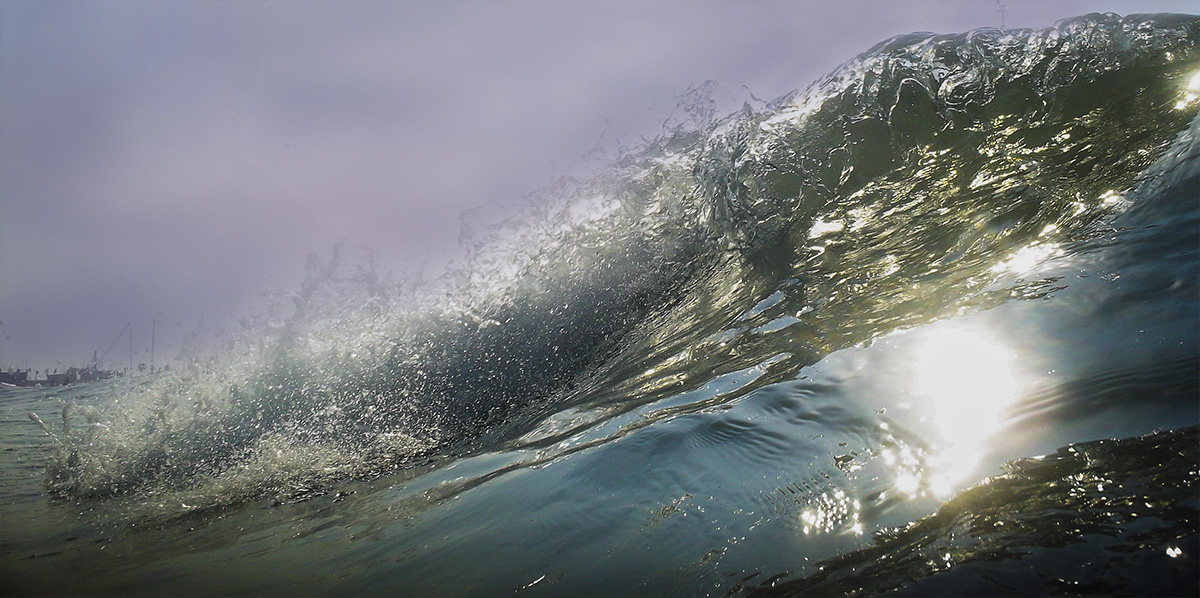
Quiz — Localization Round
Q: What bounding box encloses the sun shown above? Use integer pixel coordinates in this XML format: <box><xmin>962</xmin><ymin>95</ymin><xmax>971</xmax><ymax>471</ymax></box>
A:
<box><xmin>912</xmin><ymin>326</ymin><xmax>1020</xmax><ymax>495</ymax></box>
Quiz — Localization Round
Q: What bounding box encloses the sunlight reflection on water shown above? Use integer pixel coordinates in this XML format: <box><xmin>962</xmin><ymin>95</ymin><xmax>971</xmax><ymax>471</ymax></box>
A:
<box><xmin>1173</xmin><ymin>68</ymin><xmax>1200</xmax><ymax>110</ymax></box>
<box><xmin>911</xmin><ymin>326</ymin><xmax>1020</xmax><ymax>496</ymax></box>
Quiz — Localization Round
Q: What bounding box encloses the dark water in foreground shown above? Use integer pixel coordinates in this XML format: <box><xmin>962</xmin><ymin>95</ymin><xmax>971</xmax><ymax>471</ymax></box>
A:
<box><xmin>3</xmin><ymin>13</ymin><xmax>1199</xmax><ymax>597</ymax></box>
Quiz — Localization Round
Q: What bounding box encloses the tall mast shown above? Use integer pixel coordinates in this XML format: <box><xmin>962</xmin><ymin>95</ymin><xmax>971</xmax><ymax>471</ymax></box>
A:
<box><xmin>151</xmin><ymin>318</ymin><xmax>156</xmax><ymax>373</ymax></box>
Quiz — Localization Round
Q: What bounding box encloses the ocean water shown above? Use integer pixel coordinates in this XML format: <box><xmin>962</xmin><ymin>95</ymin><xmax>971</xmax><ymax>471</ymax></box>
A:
<box><xmin>3</xmin><ymin>13</ymin><xmax>1198</xmax><ymax>597</ymax></box>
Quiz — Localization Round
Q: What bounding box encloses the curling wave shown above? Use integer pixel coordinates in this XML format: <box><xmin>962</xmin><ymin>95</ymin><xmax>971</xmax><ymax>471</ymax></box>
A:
<box><xmin>39</xmin><ymin>13</ymin><xmax>1200</xmax><ymax>523</ymax></box>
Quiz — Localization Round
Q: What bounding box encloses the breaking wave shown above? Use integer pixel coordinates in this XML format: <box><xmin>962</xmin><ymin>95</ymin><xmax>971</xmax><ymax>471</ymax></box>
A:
<box><xmin>37</xmin><ymin>13</ymin><xmax>1199</xmax><ymax>526</ymax></box>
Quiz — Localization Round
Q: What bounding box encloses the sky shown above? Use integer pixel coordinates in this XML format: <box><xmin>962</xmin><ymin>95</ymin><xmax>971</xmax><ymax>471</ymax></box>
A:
<box><xmin>1</xmin><ymin>0</ymin><xmax>1196</xmax><ymax>372</ymax></box>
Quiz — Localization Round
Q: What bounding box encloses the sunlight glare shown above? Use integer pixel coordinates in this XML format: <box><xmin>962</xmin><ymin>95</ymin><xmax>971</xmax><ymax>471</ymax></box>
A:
<box><xmin>990</xmin><ymin>242</ymin><xmax>1062</xmax><ymax>276</ymax></box>
<box><xmin>1174</xmin><ymin>68</ymin><xmax>1200</xmax><ymax>110</ymax></box>
<box><xmin>912</xmin><ymin>327</ymin><xmax>1020</xmax><ymax>496</ymax></box>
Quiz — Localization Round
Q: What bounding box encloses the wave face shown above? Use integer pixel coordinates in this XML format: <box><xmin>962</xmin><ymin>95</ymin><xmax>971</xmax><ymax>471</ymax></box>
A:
<box><xmin>29</xmin><ymin>13</ymin><xmax>1200</xmax><ymax>579</ymax></box>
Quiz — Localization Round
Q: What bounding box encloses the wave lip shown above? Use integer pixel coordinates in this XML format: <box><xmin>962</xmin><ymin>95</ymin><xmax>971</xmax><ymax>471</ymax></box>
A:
<box><xmin>697</xmin><ymin>12</ymin><xmax>1199</xmax><ymax>253</ymax></box>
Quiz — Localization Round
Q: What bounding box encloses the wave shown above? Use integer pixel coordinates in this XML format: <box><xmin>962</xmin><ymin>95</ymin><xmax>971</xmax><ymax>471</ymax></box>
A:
<box><xmin>37</xmin><ymin>12</ymin><xmax>1200</xmax><ymax>517</ymax></box>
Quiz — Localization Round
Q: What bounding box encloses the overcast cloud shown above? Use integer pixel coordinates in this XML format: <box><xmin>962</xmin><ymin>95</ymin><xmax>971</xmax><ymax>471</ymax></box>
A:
<box><xmin>1</xmin><ymin>0</ymin><xmax>1195</xmax><ymax>370</ymax></box>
